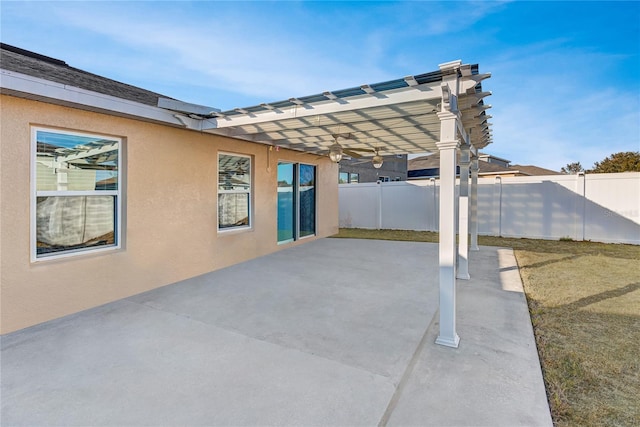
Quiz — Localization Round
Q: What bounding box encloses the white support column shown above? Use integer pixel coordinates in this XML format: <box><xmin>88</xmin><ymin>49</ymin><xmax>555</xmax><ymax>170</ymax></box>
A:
<box><xmin>435</xmin><ymin>112</ymin><xmax>460</xmax><ymax>348</ymax></box>
<box><xmin>457</xmin><ymin>147</ymin><xmax>471</xmax><ymax>280</ymax></box>
<box><xmin>470</xmin><ymin>158</ymin><xmax>480</xmax><ymax>251</ymax></box>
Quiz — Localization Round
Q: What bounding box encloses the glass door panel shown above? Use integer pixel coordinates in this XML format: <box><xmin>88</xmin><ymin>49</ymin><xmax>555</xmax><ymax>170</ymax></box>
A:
<box><xmin>299</xmin><ymin>164</ymin><xmax>316</xmax><ymax>238</ymax></box>
<box><xmin>277</xmin><ymin>162</ymin><xmax>295</xmax><ymax>243</ymax></box>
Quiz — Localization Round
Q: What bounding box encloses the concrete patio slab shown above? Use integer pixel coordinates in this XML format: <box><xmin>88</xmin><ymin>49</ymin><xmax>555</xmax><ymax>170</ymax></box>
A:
<box><xmin>1</xmin><ymin>238</ymin><xmax>552</xmax><ymax>426</ymax></box>
<box><xmin>385</xmin><ymin>248</ymin><xmax>552</xmax><ymax>426</ymax></box>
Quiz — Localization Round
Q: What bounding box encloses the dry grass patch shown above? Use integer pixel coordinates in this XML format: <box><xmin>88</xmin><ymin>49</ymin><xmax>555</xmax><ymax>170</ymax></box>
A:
<box><xmin>333</xmin><ymin>229</ymin><xmax>640</xmax><ymax>426</ymax></box>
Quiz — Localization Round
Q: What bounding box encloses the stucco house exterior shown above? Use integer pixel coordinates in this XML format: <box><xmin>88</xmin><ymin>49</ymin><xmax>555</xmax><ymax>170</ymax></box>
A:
<box><xmin>0</xmin><ymin>44</ymin><xmax>338</xmax><ymax>334</ymax></box>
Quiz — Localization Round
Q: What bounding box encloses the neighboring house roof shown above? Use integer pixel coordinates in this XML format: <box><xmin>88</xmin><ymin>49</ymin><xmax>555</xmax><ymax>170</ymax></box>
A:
<box><xmin>0</xmin><ymin>43</ymin><xmax>172</xmax><ymax>106</ymax></box>
<box><xmin>408</xmin><ymin>153</ymin><xmax>560</xmax><ymax>177</ymax></box>
<box><xmin>510</xmin><ymin>164</ymin><xmax>560</xmax><ymax>175</ymax></box>
<box><xmin>408</xmin><ymin>155</ymin><xmax>441</xmax><ymax>170</ymax></box>
<box><xmin>478</xmin><ymin>153</ymin><xmax>511</xmax><ymax>165</ymax></box>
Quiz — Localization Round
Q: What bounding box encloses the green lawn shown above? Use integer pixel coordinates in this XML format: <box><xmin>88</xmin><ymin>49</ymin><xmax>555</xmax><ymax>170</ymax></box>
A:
<box><xmin>333</xmin><ymin>229</ymin><xmax>640</xmax><ymax>426</ymax></box>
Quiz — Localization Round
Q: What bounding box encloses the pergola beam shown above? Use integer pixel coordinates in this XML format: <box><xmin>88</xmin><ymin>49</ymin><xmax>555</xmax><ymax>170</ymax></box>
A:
<box><xmin>203</xmin><ymin>83</ymin><xmax>444</xmax><ymax>130</ymax></box>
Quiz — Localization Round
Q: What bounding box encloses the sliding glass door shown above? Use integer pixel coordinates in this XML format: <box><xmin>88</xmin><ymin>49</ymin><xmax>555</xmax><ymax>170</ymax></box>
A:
<box><xmin>277</xmin><ymin>162</ymin><xmax>316</xmax><ymax>243</ymax></box>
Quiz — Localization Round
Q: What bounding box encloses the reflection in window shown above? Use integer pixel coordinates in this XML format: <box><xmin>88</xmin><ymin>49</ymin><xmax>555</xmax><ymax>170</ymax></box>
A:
<box><xmin>338</xmin><ymin>171</ymin><xmax>359</xmax><ymax>184</ymax></box>
<box><xmin>33</xmin><ymin>128</ymin><xmax>121</xmax><ymax>258</ymax></box>
<box><xmin>299</xmin><ymin>164</ymin><xmax>315</xmax><ymax>238</ymax></box>
<box><xmin>218</xmin><ymin>154</ymin><xmax>251</xmax><ymax>229</ymax></box>
<box><xmin>277</xmin><ymin>163</ymin><xmax>295</xmax><ymax>242</ymax></box>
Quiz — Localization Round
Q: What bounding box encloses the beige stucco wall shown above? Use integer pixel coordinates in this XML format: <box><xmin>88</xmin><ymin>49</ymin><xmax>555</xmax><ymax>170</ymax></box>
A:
<box><xmin>0</xmin><ymin>95</ymin><xmax>339</xmax><ymax>334</ymax></box>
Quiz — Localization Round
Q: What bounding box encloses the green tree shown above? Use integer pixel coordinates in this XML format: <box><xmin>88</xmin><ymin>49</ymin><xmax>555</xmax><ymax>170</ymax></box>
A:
<box><xmin>589</xmin><ymin>151</ymin><xmax>640</xmax><ymax>173</ymax></box>
<box><xmin>561</xmin><ymin>162</ymin><xmax>584</xmax><ymax>174</ymax></box>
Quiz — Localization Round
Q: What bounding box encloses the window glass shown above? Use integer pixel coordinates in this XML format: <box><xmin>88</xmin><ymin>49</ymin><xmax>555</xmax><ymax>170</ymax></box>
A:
<box><xmin>36</xmin><ymin>131</ymin><xmax>119</xmax><ymax>191</ymax></box>
<box><xmin>277</xmin><ymin>163</ymin><xmax>295</xmax><ymax>243</ymax></box>
<box><xmin>36</xmin><ymin>196</ymin><xmax>115</xmax><ymax>255</ymax></box>
<box><xmin>218</xmin><ymin>154</ymin><xmax>251</xmax><ymax>229</ymax></box>
<box><xmin>350</xmin><ymin>173</ymin><xmax>359</xmax><ymax>183</ymax></box>
<box><xmin>33</xmin><ymin>129</ymin><xmax>121</xmax><ymax>258</ymax></box>
<box><xmin>339</xmin><ymin>172</ymin><xmax>349</xmax><ymax>184</ymax></box>
<box><xmin>299</xmin><ymin>164</ymin><xmax>316</xmax><ymax>238</ymax></box>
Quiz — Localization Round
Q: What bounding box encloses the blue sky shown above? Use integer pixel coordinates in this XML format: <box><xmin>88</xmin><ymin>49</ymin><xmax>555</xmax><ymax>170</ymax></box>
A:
<box><xmin>2</xmin><ymin>1</ymin><xmax>639</xmax><ymax>171</ymax></box>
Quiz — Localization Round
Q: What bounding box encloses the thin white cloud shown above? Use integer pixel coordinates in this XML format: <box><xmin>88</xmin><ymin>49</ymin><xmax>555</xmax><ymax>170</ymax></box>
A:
<box><xmin>45</xmin><ymin>2</ymin><xmax>394</xmax><ymax>102</ymax></box>
<box><xmin>30</xmin><ymin>1</ymin><xmax>506</xmax><ymax>103</ymax></box>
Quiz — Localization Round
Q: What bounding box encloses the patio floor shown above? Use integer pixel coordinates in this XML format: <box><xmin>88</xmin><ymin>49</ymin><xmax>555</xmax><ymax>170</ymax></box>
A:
<box><xmin>1</xmin><ymin>238</ymin><xmax>552</xmax><ymax>426</ymax></box>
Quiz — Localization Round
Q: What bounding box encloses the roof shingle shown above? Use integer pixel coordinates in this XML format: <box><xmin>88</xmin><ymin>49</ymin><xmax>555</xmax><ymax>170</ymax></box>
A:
<box><xmin>0</xmin><ymin>43</ymin><xmax>172</xmax><ymax>106</ymax></box>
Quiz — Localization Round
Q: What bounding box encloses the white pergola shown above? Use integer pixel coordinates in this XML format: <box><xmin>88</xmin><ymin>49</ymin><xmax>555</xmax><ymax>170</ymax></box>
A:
<box><xmin>175</xmin><ymin>60</ymin><xmax>493</xmax><ymax>348</ymax></box>
<box><xmin>2</xmin><ymin>58</ymin><xmax>492</xmax><ymax>348</ymax></box>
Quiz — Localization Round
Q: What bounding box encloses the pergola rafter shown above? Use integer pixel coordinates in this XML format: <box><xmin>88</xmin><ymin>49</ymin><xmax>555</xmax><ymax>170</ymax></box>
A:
<box><xmin>175</xmin><ymin>63</ymin><xmax>492</xmax><ymax>161</ymax></box>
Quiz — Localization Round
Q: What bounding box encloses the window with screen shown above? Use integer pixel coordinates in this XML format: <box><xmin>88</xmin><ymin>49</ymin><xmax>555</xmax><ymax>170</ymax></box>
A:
<box><xmin>218</xmin><ymin>153</ymin><xmax>251</xmax><ymax>230</ymax></box>
<box><xmin>32</xmin><ymin>128</ymin><xmax>122</xmax><ymax>259</ymax></box>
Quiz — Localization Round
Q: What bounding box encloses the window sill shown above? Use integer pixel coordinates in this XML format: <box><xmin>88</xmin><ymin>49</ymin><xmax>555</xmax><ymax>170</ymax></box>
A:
<box><xmin>31</xmin><ymin>244</ymin><xmax>122</xmax><ymax>264</ymax></box>
<box><xmin>217</xmin><ymin>226</ymin><xmax>253</xmax><ymax>236</ymax></box>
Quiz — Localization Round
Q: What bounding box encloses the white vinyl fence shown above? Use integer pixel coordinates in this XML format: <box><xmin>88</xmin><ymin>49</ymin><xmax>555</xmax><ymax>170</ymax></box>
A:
<box><xmin>339</xmin><ymin>172</ymin><xmax>640</xmax><ymax>245</ymax></box>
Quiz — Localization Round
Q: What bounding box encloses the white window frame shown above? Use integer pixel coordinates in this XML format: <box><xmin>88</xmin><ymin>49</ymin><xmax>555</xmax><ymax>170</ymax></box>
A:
<box><xmin>217</xmin><ymin>152</ymin><xmax>252</xmax><ymax>232</ymax></box>
<box><xmin>30</xmin><ymin>127</ymin><xmax>123</xmax><ymax>262</ymax></box>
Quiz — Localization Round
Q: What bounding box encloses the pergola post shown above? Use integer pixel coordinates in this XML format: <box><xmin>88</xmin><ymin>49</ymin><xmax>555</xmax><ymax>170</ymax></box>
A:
<box><xmin>457</xmin><ymin>146</ymin><xmax>471</xmax><ymax>280</ymax></box>
<box><xmin>435</xmin><ymin>111</ymin><xmax>461</xmax><ymax>348</ymax></box>
<box><xmin>470</xmin><ymin>157</ymin><xmax>480</xmax><ymax>251</ymax></box>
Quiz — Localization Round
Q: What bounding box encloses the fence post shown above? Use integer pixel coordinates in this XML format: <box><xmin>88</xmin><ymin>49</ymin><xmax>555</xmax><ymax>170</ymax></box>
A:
<box><xmin>493</xmin><ymin>176</ymin><xmax>502</xmax><ymax>237</ymax></box>
<box><xmin>430</xmin><ymin>178</ymin><xmax>438</xmax><ymax>231</ymax></box>
<box><xmin>576</xmin><ymin>172</ymin><xmax>586</xmax><ymax>241</ymax></box>
<box><xmin>377</xmin><ymin>180</ymin><xmax>383</xmax><ymax>230</ymax></box>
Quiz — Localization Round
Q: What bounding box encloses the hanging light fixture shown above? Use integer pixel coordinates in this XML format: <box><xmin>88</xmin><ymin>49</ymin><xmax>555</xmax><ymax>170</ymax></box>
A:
<box><xmin>329</xmin><ymin>143</ymin><xmax>343</xmax><ymax>163</ymax></box>
<box><xmin>372</xmin><ymin>154</ymin><xmax>384</xmax><ymax>169</ymax></box>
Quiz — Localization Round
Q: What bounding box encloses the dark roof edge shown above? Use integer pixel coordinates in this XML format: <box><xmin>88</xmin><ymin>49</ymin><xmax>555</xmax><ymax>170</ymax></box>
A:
<box><xmin>0</xmin><ymin>43</ymin><xmax>67</xmax><ymax>66</ymax></box>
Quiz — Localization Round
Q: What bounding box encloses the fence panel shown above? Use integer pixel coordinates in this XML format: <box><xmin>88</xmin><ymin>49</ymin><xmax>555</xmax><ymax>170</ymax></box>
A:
<box><xmin>583</xmin><ymin>173</ymin><xmax>640</xmax><ymax>243</ymax></box>
<box><xmin>380</xmin><ymin>181</ymin><xmax>435</xmax><ymax>231</ymax></box>
<box><xmin>338</xmin><ymin>183</ymin><xmax>380</xmax><ymax>229</ymax></box>
<box><xmin>339</xmin><ymin>173</ymin><xmax>640</xmax><ymax>245</ymax></box>
<box><xmin>498</xmin><ymin>176</ymin><xmax>583</xmax><ymax>240</ymax></box>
